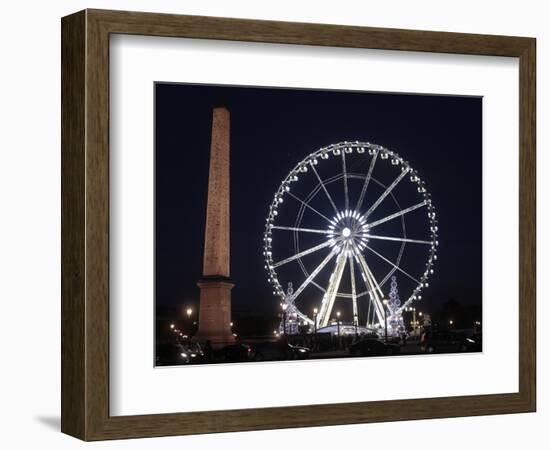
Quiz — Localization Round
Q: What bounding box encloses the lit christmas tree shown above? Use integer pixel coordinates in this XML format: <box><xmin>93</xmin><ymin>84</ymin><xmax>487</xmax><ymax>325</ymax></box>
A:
<box><xmin>387</xmin><ymin>275</ymin><xmax>405</xmax><ymax>335</ymax></box>
<box><xmin>279</xmin><ymin>282</ymin><xmax>300</xmax><ymax>335</ymax></box>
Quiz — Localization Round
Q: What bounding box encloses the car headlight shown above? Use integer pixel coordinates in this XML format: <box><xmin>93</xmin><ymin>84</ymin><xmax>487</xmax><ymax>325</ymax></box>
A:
<box><xmin>190</xmin><ymin>353</ymin><xmax>197</xmax><ymax>357</ymax></box>
<box><xmin>298</xmin><ymin>349</ymin><xmax>307</xmax><ymax>353</ymax></box>
<box><xmin>466</xmin><ymin>338</ymin><xmax>475</xmax><ymax>344</ymax></box>
<box><xmin>180</xmin><ymin>352</ymin><xmax>188</xmax><ymax>358</ymax></box>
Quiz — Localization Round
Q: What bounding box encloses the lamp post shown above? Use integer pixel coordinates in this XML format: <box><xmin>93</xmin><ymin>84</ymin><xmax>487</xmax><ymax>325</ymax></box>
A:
<box><xmin>406</xmin><ymin>306</ymin><xmax>417</xmax><ymax>334</ymax></box>
<box><xmin>313</xmin><ymin>308</ymin><xmax>318</xmax><ymax>334</ymax></box>
<box><xmin>336</xmin><ymin>311</ymin><xmax>341</xmax><ymax>348</ymax></box>
<box><xmin>474</xmin><ymin>320</ymin><xmax>481</xmax><ymax>333</ymax></box>
<box><xmin>185</xmin><ymin>307</ymin><xmax>193</xmax><ymax>335</ymax></box>
<box><xmin>449</xmin><ymin>319</ymin><xmax>454</xmax><ymax>330</ymax></box>
<box><xmin>313</xmin><ymin>307</ymin><xmax>318</xmax><ymax>350</ymax></box>
<box><xmin>383</xmin><ymin>299</ymin><xmax>389</xmax><ymax>343</ymax></box>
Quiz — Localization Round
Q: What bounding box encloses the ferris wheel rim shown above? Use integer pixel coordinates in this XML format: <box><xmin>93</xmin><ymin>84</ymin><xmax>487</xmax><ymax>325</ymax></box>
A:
<box><xmin>263</xmin><ymin>141</ymin><xmax>439</xmax><ymax>327</ymax></box>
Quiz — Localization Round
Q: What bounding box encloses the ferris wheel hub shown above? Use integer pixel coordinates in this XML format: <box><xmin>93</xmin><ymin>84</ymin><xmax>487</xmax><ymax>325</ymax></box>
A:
<box><xmin>327</xmin><ymin>211</ymin><xmax>369</xmax><ymax>252</ymax></box>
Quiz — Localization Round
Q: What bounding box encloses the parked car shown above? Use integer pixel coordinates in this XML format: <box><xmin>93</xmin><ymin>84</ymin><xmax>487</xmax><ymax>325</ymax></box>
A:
<box><xmin>253</xmin><ymin>341</ymin><xmax>311</xmax><ymax>361</ymax></box>
<box><xmin>217</xmin><ymin>343</ymin><xmax>255</xmax><ymax>362</ymax></box>
<box><xmin>289</xmin><ymin>343</ymin><xmax>311</xmax><ymax>360</ymax></box>
<box><xmin>349</xmin><ymin>339</ymin><xmax>401</xmax><ymax>357</ymax></box>
<box><xmin>420</xmin><ymin>330</ymin><xmax>464</xmax><ymax>353</ymax></box>
<box><xmin>459</xmin><ymin>333</ymin><xmax>482</xmax><ymax>352</ymax></box>
<box><xmin>156</xmin><ymin>343</ymin><xmax>205</xmax><ymax>366</ymax></box>
<box><xmin>180</xmin><ymin>342</ymin><xmax>207</xmax><ymax>364</ymax></box>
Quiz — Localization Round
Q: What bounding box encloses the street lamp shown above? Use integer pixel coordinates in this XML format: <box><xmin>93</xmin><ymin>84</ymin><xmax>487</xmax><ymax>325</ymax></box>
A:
<box><xmin>313</xmin><ymin>307</ymin><xmax>318</xmax><ymax>333</ymax></box>
<box><xmin>383</xmin><ymin>299</ymin><xmax>389</xmax><ymax>343</ymax></box>
<box><xmin>405</xmin><ymin>306</ymin><xmax>417</xmax><ymax>333</ymax></box>
<box><xmin>313</xmin><ymin>307</ymin><xmax>319</xmax><ymax>351</ymax></box>
<box><xmin>474</xmin><ymin>320</ymin><xmax>481</xmax><ymax>333</ymax></box>
<box><xmin>170</xmin><ymin>323</ymin><xmax>175</xmax><ymax>329</ymax></box>
<box><xmin>185</xmin><ymin>307</ymin><xmax>194</xmax><ymax>335</ymax></box>
<box><xmin>449</xmin><ymin>319</ymin><xmax>454</xmax><ymax>329</ymax></box>
<box><xmin>335</xmin><ymin>310</ymin><xmax>342</xmax><ymax>350</ymax></box>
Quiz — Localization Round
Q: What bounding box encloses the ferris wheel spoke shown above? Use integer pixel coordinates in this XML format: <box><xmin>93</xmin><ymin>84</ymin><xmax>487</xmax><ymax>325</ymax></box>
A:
<box><xmin>355</xmin><ymin>253</ymin><xmax>384</xmax><ymax>298</ymax></box>
<box><xmin>355</xmin><ymin>151</ymin><xmax>378</xmax><ymax>213</ymax></box>
<box><xmin>290</xmin><ymin>249</ymin><xmax>336</xmax><ymax>302</ymax></box>
<box><xmin>310</xmin><ymin>163</ymin><xmax>340</xmax><ymax>215</ymax></box>
<box><xmin>286</xmin><ymin>191</ymin><xmax>333</xmax><ymax>224</ymax></box>
<box><xmin>364</xmin><ymin>168</ymin><xmax>409</xmax><ymax>219</ymax></box>
<box><xmin>271</xmin><ymin>225</ymin><xmax>331</xmax><ymax>235</ymax></box>
<box><xmin>272</xmin><ymin>240</ymin><xmax>333</xmax><ymax>269</ymax></box>
<box><xmin>365</xmin><ymin>234</ymin><xmax>432</xmax><ymax>245</ymax></box>
<box><xmin>365</xmin><ymin>244</ymin><xmax>421</xmax><ymax>284</ymax></box>
<box><xmin>348</xmin><ymin>255</ymin><xmax>358</xmax><ymax>325</ymax></box>
<box><xmin>355</xmin><ymin>252</ymin><xmax>386</xmax><ymax>325</ymax></box>
<box><xmin>318</xmin><ymin>249</ymin><xmax>348</xmax><ymax>327</ymax></box>
<box><xmin>342</xmin><ymin>151</ymin><xmax>350</xmax><ymax>211</ymax></box>
<box><xmin>366</xmin><ymin>294</ymin><xmax>372</xmax><ymax>328</ymax></box>
<box><xmin>367</xmin><ymin>201</ymin><xmax>427</xmax><ymax>229</ymax></box>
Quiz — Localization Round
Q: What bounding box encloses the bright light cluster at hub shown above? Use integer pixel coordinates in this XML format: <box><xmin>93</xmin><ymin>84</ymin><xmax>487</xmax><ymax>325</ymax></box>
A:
<box><xmin>263</xmin><ymin>141</ymin><xmax>439</xmax><ymax>332</ymax></box>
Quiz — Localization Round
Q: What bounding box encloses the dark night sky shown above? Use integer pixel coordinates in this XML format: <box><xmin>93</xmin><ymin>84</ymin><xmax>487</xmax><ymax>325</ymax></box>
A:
<box><xmin>155</xmin><ymin>83</ymin><xmax>482</xmax><ymax>321</ymax></box>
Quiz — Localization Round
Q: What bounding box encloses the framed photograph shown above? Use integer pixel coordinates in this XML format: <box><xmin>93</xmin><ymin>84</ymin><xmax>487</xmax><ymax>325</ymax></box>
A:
<box><xmin>61</xmin><ymin>9</ymin><xmax>536</xmax><ymax>441</ymax></box>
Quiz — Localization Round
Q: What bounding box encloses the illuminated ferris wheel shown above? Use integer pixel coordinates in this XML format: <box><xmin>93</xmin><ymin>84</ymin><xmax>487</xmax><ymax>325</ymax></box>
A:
<box><xmin>263</xmin><ymin>141</ymin><xmax>438</xmax><ymax>331</ymax></box>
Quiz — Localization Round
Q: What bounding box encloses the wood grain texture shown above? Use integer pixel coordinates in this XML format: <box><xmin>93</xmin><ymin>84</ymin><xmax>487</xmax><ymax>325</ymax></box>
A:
<box><xmin>518</xmin><ymin>38</ymin><xmax>536</xmax><ymax>410</ymax></box>
<box><xmin>60</xmin><ymin>8</ymin><xmax>536</xmax><ymax>441</ymax></box>
<box><xmin>61</xmin><ymin>10</ymin><xmax>86</xmax><ymax>439</ymax></box>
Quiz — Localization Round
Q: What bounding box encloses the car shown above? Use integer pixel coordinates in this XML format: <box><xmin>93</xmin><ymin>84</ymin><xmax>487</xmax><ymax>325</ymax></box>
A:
<box><xmin>289</xmin><ymin>343</ymin><xmax>311</xmax><ymax>360</ymax></box>
<box><xmin>155</xmin><ymin>342</ymin><xmax>205</xmax><ymax>366</ymax></box>
<box><xmin>459</xmin><ymin>333</ymin><xmax>482</xmax><ymax>352</ymax></box>
<box><xmin>217</xmin><ymin>343</ymin><xmax>255</xmax><ymax>362</ymax></box>
<box><xmin>252</xmin><ymin>341</ymin><xmax>311</xmax><ymax>361</ymax></box>
<box><xmin>420</xmin><ymin>330</ymin><xmax>464</xmax><ymax>353</ymax></box>
<box><xmin>179</xmin><ymin>342</ymin><xmax>207</xmax><ymax>364</ymax></box>
<box><xmin>349</xmin><ymin>339</ymin><xmax>401</xmax><ymax>357</ymax></box>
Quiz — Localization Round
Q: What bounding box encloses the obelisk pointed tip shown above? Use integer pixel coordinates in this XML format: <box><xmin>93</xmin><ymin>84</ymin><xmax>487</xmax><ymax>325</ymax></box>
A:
<box><xmin>213</xmin><ymin>89</ymin><xmax>230</xmax><ymax>111</ymax></box>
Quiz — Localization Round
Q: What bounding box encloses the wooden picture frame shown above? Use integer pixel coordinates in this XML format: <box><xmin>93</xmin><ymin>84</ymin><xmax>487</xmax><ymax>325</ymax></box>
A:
<box><xmin>61</xmin><ymin>9</ymin><xmax>536</xmax><ymax>441</ymax></box>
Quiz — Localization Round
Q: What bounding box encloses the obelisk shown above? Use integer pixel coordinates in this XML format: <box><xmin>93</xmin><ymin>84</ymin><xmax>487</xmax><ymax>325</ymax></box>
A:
<box><xmin>195</xmin><ymin>106</ymin><xmax>235</xmax><ymax>346</ymax></box>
